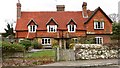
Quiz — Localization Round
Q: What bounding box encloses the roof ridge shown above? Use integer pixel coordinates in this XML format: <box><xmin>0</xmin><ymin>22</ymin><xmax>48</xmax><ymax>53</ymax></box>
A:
<box><xmin>21</xmin><ymin>11</ymin><xmax>82</xmax><ymax>13</ymax></box>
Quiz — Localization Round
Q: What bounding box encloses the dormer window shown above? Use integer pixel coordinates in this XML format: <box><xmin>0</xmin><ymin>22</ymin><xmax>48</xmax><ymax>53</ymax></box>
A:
<box><xmin>47</xmin><ymin>25</ymin><xmax>57</xmax><ymax>32</ymax></box>
<box><xmin>27</xmin><ymin>19</ymin><xmax>38</xmax><ymax>33</ymax></box>
<box><xmin>94</xmin><ymin>21</ymin><xmax>104</xmax><ymax>29</ymax></box>
<box><xmin>46</xmin><ymin>18</ymin><xmax>58</xmax><ymax>32</ymax></box>
<box><xmin>67</xmin><ymin>19</ymin><xmax>77</xmax><ymax>32</ymax></box>
<box><xmin>28</xmin><ymin>25</ymin><xmax>37</xmax><ymax>32</ymax></box>
<box><xmin>68</xmin><ymin>25</ymin><xmax>76</xmax><ymax>32</ymax></box>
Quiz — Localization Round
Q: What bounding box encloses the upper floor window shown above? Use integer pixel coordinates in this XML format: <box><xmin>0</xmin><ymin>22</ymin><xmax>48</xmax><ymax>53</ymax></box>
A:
<box><xmin>28</xmin><ymin>25</ymin><xmax>37</xmax><ymax>32</ymax></box>
<box><xmin>94</xmin><ymin>21</ymin><xmax>104</xmax><ymax>29</ymax></box>
<box><xmin>68</xmin><ymin>25</ymin><xmax>76</xmax><ymax>32</ymax></box>
<box><xmin>95</xmin><ymin>37</ymin><xmax>103</xmax><ymax>44</ymax></box>
<box><xmin>47</xmin><ymin>25</ymin><xmax>57</xmax><ymax>32</ymax></box>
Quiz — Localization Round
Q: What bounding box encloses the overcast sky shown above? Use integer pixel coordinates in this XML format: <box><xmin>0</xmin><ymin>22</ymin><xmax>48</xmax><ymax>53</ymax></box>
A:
<box><xmin>0</xmin><ymin>0</ymin><xmax>119</xmax><ymax>33</ymax></box>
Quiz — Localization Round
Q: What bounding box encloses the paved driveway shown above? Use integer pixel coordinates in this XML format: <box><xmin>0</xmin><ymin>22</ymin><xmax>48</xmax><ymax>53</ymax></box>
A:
<box><xmin>41</xmin><ymin>59</ymin><xmax>119</xmax><ymax>66</ymax></box>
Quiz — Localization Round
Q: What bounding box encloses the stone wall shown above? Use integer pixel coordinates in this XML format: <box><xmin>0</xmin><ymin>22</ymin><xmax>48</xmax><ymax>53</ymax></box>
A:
<box><xmin>75</xmin><ymin>44</ymin><xmax>118</xmax><ymax>60</ymax></box>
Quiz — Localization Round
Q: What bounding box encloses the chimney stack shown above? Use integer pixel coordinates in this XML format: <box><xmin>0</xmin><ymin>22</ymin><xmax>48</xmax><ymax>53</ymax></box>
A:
<box><xmin>17</xmin><ymin>0</ymin><xmax>21</xmax><ymax>19</ymax></box>
<box><xmin>82</xmin><ymin>2</ymin><xmax>88</xmax><ymax>18</ymax></box>
<box><xmin>56</xmin><ymin>5</ymin><xmax>65</xmax><ymax>11</ymax></box>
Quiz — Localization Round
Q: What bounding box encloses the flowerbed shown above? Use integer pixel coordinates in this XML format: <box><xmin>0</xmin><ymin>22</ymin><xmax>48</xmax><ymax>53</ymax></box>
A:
<box><xmin>75</xmin><ymin>44</ymin><xmax>118</xmax><ymax>60</ymax></box>
<box><xmin>2</xmin><ymin>56</ymin><xmax>55</xmax><ymax>66</ymax></box>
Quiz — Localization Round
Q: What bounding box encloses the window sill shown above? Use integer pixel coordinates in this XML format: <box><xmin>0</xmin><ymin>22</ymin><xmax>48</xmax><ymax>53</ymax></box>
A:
<box><xmin>48</xmin><ymin>32</ymin><xmax>56</xmax><ymax>33</ymax></box>
<box><xmin>28</xmin><ymin>32</ymin><xmax>36</xmax><ymax>33</ymax></box>
<box><xmin>94</xmin><ymin>29</ymin><xmax>104</xmax><ymax>30</ymax></box>
<box><xmin>42</xmin><ymin>44</ymin><xmax>51</xmax><ymax>45</ymax></box>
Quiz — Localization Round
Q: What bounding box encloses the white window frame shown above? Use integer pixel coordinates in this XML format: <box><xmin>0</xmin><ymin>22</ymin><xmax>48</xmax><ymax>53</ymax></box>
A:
<box><xmin>68</xmin><ymin>25</ymin><xmax>76</xmax><ymax>32</ymax></box>
<box><xmin>41</xmin><ymin>38</ymin><xmax>51</xmax><ymax>45</ymax></box>
<box><xmin>73</xmin><ymin>38</ymin><xmax>78</xmax><ymax>43</ymax></box>
<box><xmin>47</xmin><ymin>25</ymin><xmax>57</xmax><ymax>32</ymax></box>
<box><xmin>18</xmin><ymin>38</ymin><xmax>24</xmax><ymax>43</ymax></box>
<box><xmin>94</xmin><ymin>21</ymin><xmax>104</xmax><ymax>29</ymax></box>
<box><xmin>28</xmin><ymin>25</ymin><xmax>37</xmax><ymax>33</ymax></box>
<box><xmin>95</xmin><ymin>37</ymin><xmax>103</xmax><ymax>44</ymax></box>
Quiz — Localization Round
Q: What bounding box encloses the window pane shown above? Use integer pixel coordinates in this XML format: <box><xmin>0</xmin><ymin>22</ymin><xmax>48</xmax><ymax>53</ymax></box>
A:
<box><xmin>74</xmin><ymin>38</ymin><xmax>78</xmax><ymax>43</ymax></box>
<box><xmin>72</xmin><ymin>25</ymin><xmax>74</xmax><ymax>31</ymax></box>
<box><xmin>33</xmin><ymin>26</ymin><xmax>35</xmax><ymax>31</ymax></box>
<box><xmin>69</xmin><ymin>25</ymin><xmax>71</xmax><ymax>31</ymax></box>
<box><xmin>30</xmin><ymin>26</ymin><xmax>32</xmax><ymax>31</ymax></box>
<box><xmin>42</xmin><ymin>39</ymin><xmax>44</xmax><ymax>44</ymax></box>
<box><xmin>98</xmin><ymin>22</ymin><xmax>100</xmax><ymax>28</ymax></box>
<box><xmin>49</xmin><ymin>26</ymin><xmax>50</xmax><ymax>32</ymax></box>
<box><xmin>51</xmin><ymin>28</ymin><xmax>53</xmax><ymax>32</ymax></box>
<box><xmin>100</xmin><ymin>38</ymin><xmax>102</xmax><ymax>44</ymax></box>
<box><xmin>48</xmin><ymin>39</ymin><xmax>50</xmax><ymax>44</ymax></box>
<box><xmin>96</xmin><ymin>22</ymin><xmax>98</xmax><ymax>29</ymax></box>
<box><xmin>45</xmin><ymin>39</ymin><xmax>47</xmax><ymax>44</ymax></box>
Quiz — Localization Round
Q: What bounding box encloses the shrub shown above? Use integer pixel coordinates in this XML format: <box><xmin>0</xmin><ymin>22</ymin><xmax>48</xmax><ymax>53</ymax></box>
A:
<box><xmin>2</xmin><ymin>41</ymin><xmax>24</xmax><ymax>52</ymax></box>
<box><xmin>69</xmin><ymin>43</ymin><xmax>75</xmax><ymax>49</ymax></box>
<box><xmin>31</xmin><ymin>39</ymin><xmax>39</xmax><ymax>49</ymax></box>
<box><xmin>19</xmin><ymin>39</ymin><xmax>32</xmax><ymax>50</ymax></box>
<box><xmin>52</xmin><ymin>40</ymin><xmax>59</xmax><ymax>48</ymax></box>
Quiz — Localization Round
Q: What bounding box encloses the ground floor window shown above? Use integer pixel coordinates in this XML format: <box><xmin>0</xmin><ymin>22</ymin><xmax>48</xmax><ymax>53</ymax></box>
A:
<box><xmin>73</xmin><ymin>38</ymin><xmax>78</xmax><ymax>43</ymax></box>
<box><xmin>42</xmin><ymin>38</ymin><xmax>51</xmax><ymax>45</ymax></box>
<box><xmin>95</xmin><ymin>37</ymin><xmax>103</xmax><ymax>44</ymax></box>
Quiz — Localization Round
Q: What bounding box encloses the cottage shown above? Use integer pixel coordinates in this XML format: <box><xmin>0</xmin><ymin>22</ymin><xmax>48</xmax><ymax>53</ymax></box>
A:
<box><xmin>15</xmin><ymin>1</ymin><xmax>113</xmax><ymax>48</ymax></box>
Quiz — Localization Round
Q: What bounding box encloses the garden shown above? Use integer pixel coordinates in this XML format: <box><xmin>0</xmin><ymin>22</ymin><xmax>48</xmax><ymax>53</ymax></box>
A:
<box><xmin>2</xmin><ymin>40</ymin><xmax>56</xmax><ymax>66</ymax></box>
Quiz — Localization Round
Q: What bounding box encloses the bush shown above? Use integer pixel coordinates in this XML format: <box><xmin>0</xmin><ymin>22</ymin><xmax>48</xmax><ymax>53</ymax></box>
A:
<box><xmin>52</xmin><ymin>40</ymin><xmax>59</xmax><ymax>48</ymax></box>
<box><xmin>69</xmin><ymin>43</ymin><xmax>75</xmax><ymax>49</ymax></box>
<box><xmin>2</xmin><ymin>41</ymin><xmax>24</xmax><ymax>52</ymax></box>
<box><xmin>19</xmin><ymin>39</ymin><xmax>32</xmax><ymax>50</ymax></box>
<box><xmin>31</xmin><ymin>39</ymin><xmax>39</xmax><ymax>49</ymax></box>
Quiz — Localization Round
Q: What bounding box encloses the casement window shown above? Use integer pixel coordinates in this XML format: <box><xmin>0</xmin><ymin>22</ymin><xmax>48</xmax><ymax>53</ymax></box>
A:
<box><xmin>47</xmin><ymin>25</ymin><xmax>57</xmax><ymax>32</ymax></box>
<box><xmin>68</xmin><ymin>25</ymin><xmax>76</xmax><ymax>32</ymax></box>
<box><xmin>94</xmin><ymin>21</ymin><xmax>104</xmax><ymax>29</ymax></box>
<box><xmin>42</xmin><ymin>38</ymin><xmax>51</xmax><ymax>45</ymax></box>
<box><xmin>73</xmin><ymin>38</ymin><xmax>78</xmax><ymax>43</ymax></box>
<box><xmin>95</xmin><ymin>37</ymin><xmax>103</xmax><ymax>44</ymax></box>
<box><xmin>28</xmin><ymin>25</ymin><xmax>37</xmax><ymax>32</ymax></box>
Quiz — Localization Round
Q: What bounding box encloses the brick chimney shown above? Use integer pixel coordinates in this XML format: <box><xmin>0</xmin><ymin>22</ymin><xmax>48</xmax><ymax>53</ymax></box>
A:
<box><xmin>17</xmin><ymin>0</ymin><xmax>21</xmax><ymax>19</ymax></box>
<box><xmin>82</xmin><ymin>2</ymin><xmax>88</xmax><ymax>18</ymax></box>
<box><xmin>56</xmin><ymin>5</ymin><xmax>65</xmax><ymax>11</ymax></box>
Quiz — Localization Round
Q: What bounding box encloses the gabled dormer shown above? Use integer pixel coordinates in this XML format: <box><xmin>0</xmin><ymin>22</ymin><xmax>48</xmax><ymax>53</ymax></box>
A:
<box><xmin>27</xmin><ymin>19</ymin><xmax>38</xmax><ymax>33</ymax></box>
<box><xmin>46</xmin><ymin>18</ymin><xmax>58</xmax><ymax>32</ymax></box>
<box><xmin>67</xmin><ymin>19</ymin><xmax>77</xmax><ymax>32</ymax></box>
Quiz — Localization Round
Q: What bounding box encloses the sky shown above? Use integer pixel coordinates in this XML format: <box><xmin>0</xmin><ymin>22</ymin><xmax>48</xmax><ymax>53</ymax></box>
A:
<box><xmin>0</xmin><ymin>0</ymin><xmax>119</xmax><ymax>33</ymax></box>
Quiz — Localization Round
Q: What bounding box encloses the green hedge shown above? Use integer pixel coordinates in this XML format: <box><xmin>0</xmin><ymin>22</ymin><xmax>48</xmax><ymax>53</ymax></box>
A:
<box><xmin>2</xmin><ymin>41</ymin><xmax>24</xmax><ymax>52</ymax></box>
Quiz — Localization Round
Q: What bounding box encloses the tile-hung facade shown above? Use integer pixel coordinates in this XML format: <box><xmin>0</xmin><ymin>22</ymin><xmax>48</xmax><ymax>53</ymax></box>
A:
<box><xmin>15</xmin><ymin>1</ymin><xmax>113</xmax><ymax>48</ymax></box>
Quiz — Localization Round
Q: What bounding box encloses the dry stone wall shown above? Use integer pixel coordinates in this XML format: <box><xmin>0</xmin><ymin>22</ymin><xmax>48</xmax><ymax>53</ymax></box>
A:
<box><xmin>75</xmin><ymin>44</ymin><xmax>118</xmax><ymax>60</ymax></box>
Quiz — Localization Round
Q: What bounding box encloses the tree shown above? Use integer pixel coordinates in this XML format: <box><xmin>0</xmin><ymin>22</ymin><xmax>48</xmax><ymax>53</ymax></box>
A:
<box><xmin>111</xmin><ymin>22</ymin><xmax>120</xmax><ymax>47</ymax></box>
<box><xmin>3</xmin><ymin>23</ymin><xmax>14</xmax><ymax>37</ymax></box>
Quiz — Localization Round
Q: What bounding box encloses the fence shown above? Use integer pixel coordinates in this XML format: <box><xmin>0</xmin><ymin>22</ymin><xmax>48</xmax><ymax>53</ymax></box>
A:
<box><xmin>56</xmin><ymin>48</ymin><xmax>75</xmax><ymax>61</ymax></box>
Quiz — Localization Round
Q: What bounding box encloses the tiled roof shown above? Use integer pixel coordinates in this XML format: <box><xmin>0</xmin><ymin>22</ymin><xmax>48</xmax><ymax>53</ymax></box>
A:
<box><xmin>85</xmin><ymin>7</ymin><xmax>113</xmax><ymax>24</ymax></box>
<box><xmin>15</xmin><ymin>11</ymin><xmax>92</xmax><ymax>31</ymax></box>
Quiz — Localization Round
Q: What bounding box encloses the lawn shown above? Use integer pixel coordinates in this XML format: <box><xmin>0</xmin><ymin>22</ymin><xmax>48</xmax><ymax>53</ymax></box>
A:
<box><xmin>26</xmin><ymin>49</ymin><xmax>55</xmax><ymax>58</ymax></box>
